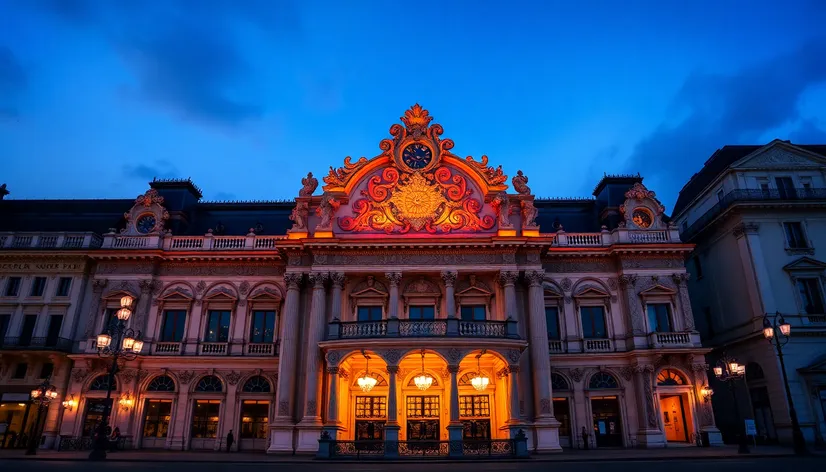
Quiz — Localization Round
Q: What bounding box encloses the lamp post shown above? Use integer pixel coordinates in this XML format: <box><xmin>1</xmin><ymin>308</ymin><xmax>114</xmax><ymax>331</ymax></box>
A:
<box><xmin>763</xmin><ymin>311</ymin><xmax>807</xmax><ymax>455</ymax></box>
<box><xmin>713</xmin><ymin>353</ymin><xmax>749</xmax><ymax>454</ymax></box>
<box><xmin>89</xmin><ymin>295</ymin><xmax>143</xmax><ymax>461</ymax></box>
<box><xmin>26</xmin><ymin>377</ymin><xmax>58</xmax><ymax>455</ymax></box>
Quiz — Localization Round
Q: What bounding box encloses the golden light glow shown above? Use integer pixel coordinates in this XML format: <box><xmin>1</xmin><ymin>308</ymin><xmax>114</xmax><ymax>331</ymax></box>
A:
<box><xmin>471</xmin><ymin>375</ymin><xmax>489</xmax><ymax>391</ymax></box>
<box><xmin>122</xmin><ymin>337</ymin><xmax>135</xmax><ymax>350</ymax></box>
<box><xmin>713</xmin><ymin>366</ymin><xmax>722</xmax><ymax>377</ymax></box>
<box><xmin>119</xmin><ymin>394</ymin><xmax>133</xmax><ymax>410</ymax></box>
<box><xmin>62</xmin><ymin>395</ymin><xmax>76</xmax><ymax>411</ymax></box>
<box><xmin>763</xmin><ymin>326</ymin><xmax>774</xmax><ymax>339</ymax></box>
<box><xmin>700</xmin><ymin>385</ymin><xmax>714</xmax><ymax>402</ymax></box>
<box><xmin>96</xmin><ymin>333</ymin><xmax>111</xmax><ymax>349</ymax></box>
<box><xmin>116</xmin><ymin>308</ymin><xmax>132</xmax><ymax>321</ymax></box>
<box><xmin>357</xmin><ymin>375</ymin><xmax>377</xmax><ymax>392</ymax></box>
<box><xmin>779</xmin><ymin>322</ymin><xmax>791</xmax><ymax>336</ymax></box>
<box><xmin>120</xmin><ymin>295</ymin><xmax>134</xmax><ymax>308</ymax></box>
<box><xmin>414</xmin><ymin>373</ymin><xmax>433</xmax><ymax>391</ymax></box>
<box><xmin>132</xmin><ymin>339</ymin><xmax>144</xmax><ymax>353</ymax></box>
<box><xmin>388</xmin><ymin>172</ymin><xmax>447</xmax><ymax>231</ymax></box>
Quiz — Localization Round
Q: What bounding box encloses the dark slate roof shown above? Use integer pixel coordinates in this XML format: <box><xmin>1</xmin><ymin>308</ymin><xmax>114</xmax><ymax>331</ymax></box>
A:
<box><xmin>673</xmin><ymin>142</ymin><xmax>826</xmax><ymax>217</ymax></box>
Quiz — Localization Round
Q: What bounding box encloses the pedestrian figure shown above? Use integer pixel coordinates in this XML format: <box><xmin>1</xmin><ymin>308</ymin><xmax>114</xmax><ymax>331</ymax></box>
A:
<box><xmin>226</xmin><ymin>430</ymin><xmax>234</xmax><ymax>452</ymax></box>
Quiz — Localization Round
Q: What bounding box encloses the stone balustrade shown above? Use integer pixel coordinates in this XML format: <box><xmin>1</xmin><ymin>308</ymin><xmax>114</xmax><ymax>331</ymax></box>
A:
<box><xmin>148</xmin><ymin>341</ymin><xmax>279</xmax><ymax>356</ymax></box>
<box><xmin>328</xmin><ymin>318</ymin><xmax>519</xmax><ymax>340</ymax></box>
<box><xmin>648</xmin><ymin>331</ymin><xmax>694</xmax><ymax>348</ymax></box>
<box><xmin>584</xmin><ymin>338</ymin><xmax>612</xmax><ymax>352</ymax></box>
<box><xmin>0</xmin><ymin>231</ymin><xmax>103</xmax><ymax>250</ymax></box>
<box><xmin>100</xmin><ymin>232</ymin><xmax>286</xmax><ymax>250</ymax></box>
<box><xmin>549</xmin><ymin>226</ymin><xmax>681</xmax><ymax>246</ymax></box>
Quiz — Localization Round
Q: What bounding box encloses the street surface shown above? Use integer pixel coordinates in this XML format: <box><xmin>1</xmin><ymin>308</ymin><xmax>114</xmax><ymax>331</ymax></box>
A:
<box><xmin>0</xmin><ymin>456</ymin><xmax>823</xmax><ymax>472</ymax></box>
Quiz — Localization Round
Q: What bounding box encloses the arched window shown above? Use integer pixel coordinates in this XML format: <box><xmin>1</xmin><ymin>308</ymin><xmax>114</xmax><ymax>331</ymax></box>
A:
<box><xmin>746</xmin><ymin>363</ymin><xmax>765</xmax><ymax>382</ymax></box>
<box><xmin>242</xmin><ymin>376</ymin><xmax>271</xmax><ymax>393</ymax></box>
<box><xmin>588</xmin><ymin>372</ymin><xmax>619</xmax><ymax>389</ymax></box>
<box><xmin>147</xmin><ymin>375</ymin><xmax>175</xmax><ymax>392</ymax></box>
<box><xmin>90</xmin><ymin>375</ymin><xmax>115</xmax><ymax>391</ymax></box>
<box><xmin>551</xmin><ymin>373</ymin><xmax>570</xmax><ymax>391</ymax></box>
<box><xmin>656</xmin><ymin>369</ymin><xmax>686</xmax><ymax>386</ymax></box>
<box><xmin>195</xmin><ymin>375</ymin><xmax>223</xmax><ymax>392</ymax></box>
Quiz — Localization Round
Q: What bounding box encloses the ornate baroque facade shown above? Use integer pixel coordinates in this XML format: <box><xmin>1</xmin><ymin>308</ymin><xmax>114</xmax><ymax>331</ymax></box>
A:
<box><xmin>0</xmin><ymin>106</ymin><xmax>721</xmax><ymax>455</ymax></box>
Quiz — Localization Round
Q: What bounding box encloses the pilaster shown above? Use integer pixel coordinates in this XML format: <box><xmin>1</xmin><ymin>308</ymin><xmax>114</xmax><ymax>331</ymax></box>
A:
<box><xmin>633</xmin><ymin>364</ymin><xmax>666</xmax><ymax>448</ymax></box>
<box><xmin>296</xmin><ymin>272</ymin><xmax>328</xmax><ymax>452</ymax></box>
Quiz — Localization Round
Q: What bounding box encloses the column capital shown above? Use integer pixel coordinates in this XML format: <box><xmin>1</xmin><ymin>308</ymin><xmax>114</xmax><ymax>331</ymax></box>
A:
<box><xmin>309</xmin><ymin>271</ymin><xmax>329</xmax><ymax>288</ymax></box>
<box><xmin>507</xmin><ymin>365</ymin><xmax>520</xmax><ymax>374</ymax></box>
<box><xmin>440</xmin><ymin>271</ymin><xmax>458</xmax><ymax>287</ymax></box>
<box><xmin>329</xmin><ymin>272</ymin><xmax>346</xmax><ymax>288</ymax></box>
<box><xmin>618</xmin><ymin>274</ymin><xmax>637</xmax><ymax>288</ymax></box>
<box><xmin>385</xmin><ymin>272</ymin><xmax>403</xmax><ymax>287</ymax></box>
<box><xmin>283</xmin><ymin>272</ymin><xmax>304</xmax><ymax>290</ymax></box>
<box><xmin>386</xmin><ymin>365</ymin><xmax>399</xmax><ymax>374</ymax></box>
<box><xmin>326</xmin><ymin>366</ymin><xmax>340</xmax><ymax>375</ymax></box>
<box><xmin>447</xmin><ymin>365</ymin><xmax>460</xmax><ymax>374</ymax></box>
<box><xmin>498</xmin><ymin>270</ymin><xmax>520</xmax><ymax>287</ymax></box>
<box><xmin>671</xmin><ymin>272</ymin><xmax>690</xmax><ymax>285</ymax></box>
<box><xmin>733</xmin><ymin>222</ymin><xmax>759</xmax><ymax>238</ymax></box>
<box><xmin>523</xmin><ymin>270</ymin><xmax>545</xmax><ymax>287</ymax></box>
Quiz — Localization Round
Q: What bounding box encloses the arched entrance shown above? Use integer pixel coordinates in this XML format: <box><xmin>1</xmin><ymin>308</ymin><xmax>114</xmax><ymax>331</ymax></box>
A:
<box><xmin>655</xmin><ymin>369</ymin><xmax>694</xmax><ymax>444</ymax></box>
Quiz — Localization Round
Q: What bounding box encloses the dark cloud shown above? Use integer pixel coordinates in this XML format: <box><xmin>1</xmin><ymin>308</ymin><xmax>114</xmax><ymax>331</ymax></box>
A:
<box><xmin>211</xmin><ymin>192</ymin><xmax>238</xmax><ymax>201</ymax></box>
<box><xmin>123</xmin><ymin>160</ymin><xmax>179</xmax><ymax>180</ymax></box>
<box><xmin>32</xmin><ymin>0</ymin><xmax>301</xmax><ymax>129</ymax></box>
<box><xmin>626</xmin><ymin>38</ymin><xmax>826</xmax><ymax>209</ymax></box>
<box><xmin>0</xmin><ymin>46</ymin><xmax>27</xmax><ymax>121</ymax></box>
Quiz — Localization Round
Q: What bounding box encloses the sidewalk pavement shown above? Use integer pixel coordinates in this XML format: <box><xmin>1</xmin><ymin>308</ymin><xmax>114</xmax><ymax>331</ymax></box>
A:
<box><xmin>0</xmin><ymin>445</ymin><xmax>809</xmax><ymax>463</ymax></box>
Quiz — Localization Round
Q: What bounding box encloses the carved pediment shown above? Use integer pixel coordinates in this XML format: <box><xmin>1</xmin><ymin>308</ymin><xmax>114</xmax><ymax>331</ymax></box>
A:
<box><xmin>159</xmin><ymin>285</ymin><xmax>194</xmax><ymax>300</ymax></box>
<box><xmin>351</xmin><ymin>276</ymin><xmax>389</xmax><ymax>298</ymax></box>
<box><xmin>731</xmin><ymin>142</ymin><xmax>826</xmax><ymax>169</ymax></box>
<box><xmin>456</xmin><ymin>275</ymin><xmax>493</xmax><ymax>297</ymax></box>
<box><xmin>204</xmin><ymin>285</ymin><xmax>238</xmax><ymax>301</ymax></box>
<box><xmin>638</xmin><ymin>284</ymin><xmax>677</xmax><ymax>297</ymax></box>
<box><xmin>573</xmin><ymin>285</ymin><xmax>610</xmax><ymax>298</ymax></box>
<box><xmin>403</xmin><ymin>277</ymin><xmax>441</xmax><ymax>296</ymax></box>
<box><xmin>783</xmin><ymin>256</ymin><xmax>826</xmax><ymax>273</ymax></box>
<box><xmin>619</xmin><ymin>182</ymin><xmax>666</xmax><ymax>230</ymax></box>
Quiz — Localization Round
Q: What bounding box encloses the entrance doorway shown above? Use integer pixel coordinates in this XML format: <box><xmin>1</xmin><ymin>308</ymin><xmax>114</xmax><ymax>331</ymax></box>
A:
<box><xmin>659</xmin><ymin>395</ymin><xmax>689</xmax><ymax>442</ymax></box>
<box><xmin>406</xmin><ymin>395</ymin><xmax>440</xmax><ymax>440</ymax></box>
<box><xmin>591</xmin><ymin>397</ymin><xmax>622</xmax><ymax>447</ymax></box>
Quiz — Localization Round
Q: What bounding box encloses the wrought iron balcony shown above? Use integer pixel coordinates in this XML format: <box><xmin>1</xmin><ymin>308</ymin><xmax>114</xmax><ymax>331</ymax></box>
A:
<box><xmin>0</xmin><ymin>337</ymin><xmax>73</xmax><ymax>352</ymax></box>
<box><xmin>327</xmin><ymin>318</ymin><xmax>519</xmax><ymax>340</ymax></box>
<box><xmin>682</xmin><ymin>188</ymin><xmax>826</xmax><ymax>241</ymax></box>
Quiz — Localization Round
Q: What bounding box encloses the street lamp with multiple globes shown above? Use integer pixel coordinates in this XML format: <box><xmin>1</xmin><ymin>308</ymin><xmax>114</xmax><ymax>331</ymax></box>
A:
<box><xmin>89</xmin><ymin>294</ymin><xmax>143</xmax><ymax>460</ymax></box>
<box><xmin>26</xmin><ymin>378</ymin><xmax>58</xmax><ymax>455</ymax></box>
<box><xmin>712</xmin><ymin>353</ymin><xmax>749</xmax><ymax>454</ymax></box>
<box><xmin>762</xmin><ymin>311</ymin><xmax>807</xmax><ymax>455</ymax></box>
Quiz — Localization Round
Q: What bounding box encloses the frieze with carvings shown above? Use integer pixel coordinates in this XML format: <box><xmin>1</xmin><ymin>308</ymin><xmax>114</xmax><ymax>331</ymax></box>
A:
<box><xmin>620</xmin><ymin>257</ymin><xmax>685</xmax><ymax>270</ymax></box>
<box><xmin>544</xmin><ymin>258</ymin><xmax>615</xmax><ymax>273</ymax></box>
<box><xmin>0</xmin><ymin>258</ymin><xmax>87</xmax><ymax>273</ymax></box>
<box><xmin>313</xmin><ymin>250</ymin><xmax>517</xmax><ymax>266</ymax></box>
<box><xmin>158</xmin><ymin>262</ymin><xmax>284</xmax><ymax>276</ymax></box>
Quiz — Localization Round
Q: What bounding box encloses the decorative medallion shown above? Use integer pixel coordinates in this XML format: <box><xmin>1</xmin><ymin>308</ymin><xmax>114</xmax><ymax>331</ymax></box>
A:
<box><xmin>388</xmin><ymin>172</ymin><xmax>446</xmax><ymax>230</ymax></box>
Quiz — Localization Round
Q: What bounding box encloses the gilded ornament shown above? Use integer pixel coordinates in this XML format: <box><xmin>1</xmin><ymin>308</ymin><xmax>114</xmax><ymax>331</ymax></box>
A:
<box><xmin>387</xmin><ymin>172</ymin><xmax>447</xmax><ymax>231</ymax></box>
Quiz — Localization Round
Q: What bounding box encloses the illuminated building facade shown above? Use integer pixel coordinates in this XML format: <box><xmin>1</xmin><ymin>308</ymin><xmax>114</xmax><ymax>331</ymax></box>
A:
<box><xmin>0</xmin><ymin>106</ymin><xmax>720</xmax><ymax>455</ymax></box>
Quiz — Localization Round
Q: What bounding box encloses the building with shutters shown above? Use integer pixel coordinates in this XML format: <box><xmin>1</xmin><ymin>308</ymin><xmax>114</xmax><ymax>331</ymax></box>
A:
<box><xmin>0</xmin><ymin>106</ymin><xmax>719</xmax><ymax>455</ymax></box>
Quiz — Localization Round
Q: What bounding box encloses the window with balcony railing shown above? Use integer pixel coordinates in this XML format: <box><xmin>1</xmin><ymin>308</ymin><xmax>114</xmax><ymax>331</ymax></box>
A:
<box><xmin>580</xmin><ymin>306</ymin><xmax>607</xmax><ymax>339</ymax></box>
<box><xmin>798</xmin><ymin>278</ymin><xmax>825</xmax><ymax>315</ymax></box>
<box><xmin>249</xmin><ymin>310</ymin><xmax>276</xmax><ymax>343</ymax></box>
<box><xmin>409</xmin><ymin>305</ymin><xmax>435</xmax><ymax>320</ymax></box>
<box><xmin>783</xmin><ymin>222</ymin><xmax>809</xmax><ymax>249</ymax></box>
<box><xmin>204</xmin><ymin>310</ymin><xmax>230</xmax><ymax>342</ymax></box>
<box><xmin>545</xmin><ymin>306</ymin><xmax>561</xmax><ymax>340</ymax></box>
<box><xmin>461</xmin><ymin>305</ymin><xmax>486</xmax><ymax>321</ymax></box>
<box><xmin>357</xmin><ymin>306</ymin><xmax>383</xmax><ymax>321</ymax></box>
<box><xmin>161</xmin><ymin>310</ymin><xmax>187</xmax><ymax>342</ymax></box>
<box><xmin>646</xmin><ymin>304</ymin><xmax>673</xmax><ymax>333</ymax></box>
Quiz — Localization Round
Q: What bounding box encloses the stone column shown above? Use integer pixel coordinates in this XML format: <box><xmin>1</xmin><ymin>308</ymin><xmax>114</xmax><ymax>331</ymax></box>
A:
<box><xmin>299</xmin><ymin>272</ymin><xmax>329</xmax><ymax>425</ymax></box>
<box><xmin>268</xmin><ymin>272</ymin><xmax>303</xmax><ymax>454</ymax></box>
<box><xmin>441</xmin><ymin>271</ymin><xmax>458</xmax><ymax>318</ymax></box>
<box><xmin>524</xmin><ymin>269</ymin><xmax>562</xmax><ymax>452</ymax></box>
<box><xmin>633</xmin><ymin>364</ymin><xmax>666</xmax><ymax>448</ymax></box>
<box><xmin>329</xmin><ymin>272</ymin><xmax>345</xmax><ymax>321</ymax></box>
<box><xmin>733</xmin><ymin>222</ymin><xmax>775</xmax><ymax>315</ymax></box>
<box><xmin>507</xmin><ymin>365</ymin><xmax>521</xmax><ymax>429</ymax></box>
<box><xmin>498</xmin><ymin>271</ymin><xmax>520</xmax><ymax>320</ymax></box>
<box><xmin>325</xmin><ymin>367</ymin><xmax>340</xmax><ymax>429</ymax></box>
<box><xmin>672</xmin><ymin>273</ymin><xmax>695</xmax><ymax>331</ymax></box>
<box><xmin>385</xmin><ymin>365</ymin><xmax>401</xmax><ymax>457</ymax></box>
<box><xmin>136</xmin><ymin>279</ymin><xmax>154</xmax><ymax>333</ymax></box>
<box><xmin>385</xmin><ymin>272</ymin><xmax>402</xmax><ymax>319</ymax></box>
<box><xmin>83</xmin><ymin>279</ymin><xmax>108</xmax><ymax>338</ymax></box>
<box><xmin>447</xmin><ymin>364</ymin><xmax>463</xmax><ymax>456</ymax></box>
<box><xmin>691</xmin><ymin>362</ymin><xmax>723</xmax><ymax>445</ymax></box>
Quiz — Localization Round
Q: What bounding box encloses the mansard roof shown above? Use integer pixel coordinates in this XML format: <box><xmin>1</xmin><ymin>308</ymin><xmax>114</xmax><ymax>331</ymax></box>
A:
<box><xmin>673</xmin><ymin>140</ymin><xmax>826</xmax><ymax>217</ymax></box>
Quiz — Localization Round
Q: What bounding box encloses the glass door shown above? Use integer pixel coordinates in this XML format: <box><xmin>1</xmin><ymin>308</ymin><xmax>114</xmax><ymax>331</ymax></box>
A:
<box><xmin>406</xmin><ymin>396</ymin><xmax>440</xmax><ymax>440</ymax></box>
<box><xmin>459</xmin><ymin>395</ymin><xmax>491</xmax><ymax>440</ymax></box>
<box><xmin>591</xmin><ymin>397</ymin><xmax>622</xmax><ymax>447</ymax></box>
<box><xmin>354</xmin><ymin>396</ymin><xmax>386</xmax><ymax>440</ymax></box>
<box><xmin>141</xmin><ymin>399</ymin><xmax>171</xmax><ymax>448</ymax></box>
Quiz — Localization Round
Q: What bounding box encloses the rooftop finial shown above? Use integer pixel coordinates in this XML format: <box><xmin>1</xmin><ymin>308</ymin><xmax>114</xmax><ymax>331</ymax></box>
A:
<box><xmin>0</xmin><ymin>183</ymin><xmax>8</xmax><ymax>200</ymax></box>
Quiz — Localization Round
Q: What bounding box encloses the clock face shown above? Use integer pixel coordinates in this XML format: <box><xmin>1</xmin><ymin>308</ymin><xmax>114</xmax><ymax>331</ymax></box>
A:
<box><xmin>402</xmin><ymin>143</ymin><xmax>433</xmax><ymax>170</ymax></box>
<box><xmin>632</xmin><ymin>209</ymin><xmax>653</xmax><ymax>228</ymax></box>
<box><xmin>136</xmin><ymin>214</ymin><xmax>157</xmax><ymax>234</ymax></box>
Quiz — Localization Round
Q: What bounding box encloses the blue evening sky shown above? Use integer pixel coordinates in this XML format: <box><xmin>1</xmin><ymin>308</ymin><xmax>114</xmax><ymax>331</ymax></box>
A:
<box><xmin>1</xmin><ymin>0</ymin><xmax>825</xmax><ymax>211</ymax></box>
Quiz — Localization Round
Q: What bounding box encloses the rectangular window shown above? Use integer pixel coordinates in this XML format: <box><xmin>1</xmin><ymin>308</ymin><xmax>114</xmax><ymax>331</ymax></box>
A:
<box><xmin>240</xmin><ymin>400</ymin><xmax>269</xmax><ymax>439</ymax></box>
<box><xmin>545</xmin><ymin>306</ymin><xmax>560</xmax><ymax>340</ymax></box>
<box><xmin>5</xmin><ymin>277</ymin><xmax>21</xmax><ymax>296</ymax></box>
<box><xmin>776</xmin><ymin>177</ymin><xmax>795</xmax><ymax>198</ymax></box>
<box><xmin>580</xmin><ymin>306</ymin><xmax>607</xmax><ymax>339</ymax></box>
<box><xmin>646</xmin><ymin>303</ymin><xmax>672</xmax><ymax>332</ymax></box>
<box><xmin>460</xmin><ymin>305</ymin><xmax>486</xmax><ymax>321</ymax></box>
<box><xmin>693</xmin><ymin>255</ymin><xmax>703</xmax><ymax>279</ymax></box>
<box><xmin>204</xmin><ymin>310</ymin><xmax>231</xmax><ymax>342</ymax></box>
<box><xmin>406</xmin><ymin>396</ymin><xmax>440</xmax><ymax>418</ymax></box>
<box><xmin>30</xmin><ymin>277</ymin><xmax>47</xmax><ymax>297</ymax></box>
<box><xmin>191</xmin><ymin>400</ymin><xmax>221</xmax><ymax>439</ymax></box>
<box><xmin>355</xmin><ymin>396</ymin><xmax>387</xmax><ymax>418</ymax></box>
<box><xmin>249</xmin><ymin>310</ymin><xmax>276</xmax><ymax>343</ymax></box>
<box><xmin>13</xmin><ymin>363</ymin><xmax>27</xmax><ymax>379</ymax></box>
<box><xmin>161</xmin><ymin>310</ymin><xmax>187</xmax><ymax>342</ymax></box>
<box><xmin>716</xmin><ymin>189</ymin><xmax>725</xmax><ymax>202</ymax></box>
<box><xmin>797</xmin><ymin>278</ymin><xmax>825</xmax><ymax>314</ymax></box>
<box><xmin>409</xmin><ymin>305</ymin><xmax>435</xmax><ymax>320</ymax></box>
<box><xmin>783</xmin><ymin>222</ymin><xmax>808</xmax><ymax>249</ymax></box>
<box><xmin>143</xmin><ymin>400</ymin><xmax>172</xmax><ymax>438</ymax></box>
<box><xmin>459</xmin><ymin>395</ymin><xmax>490</xmax><ymax>418</ymax></box>
<box><xmin>45</xmin><ymin>315</ymin><xmax>63</xmax><ymax>347</ymax></box>
<box><xmin>39</xmin><ymin>363</ymin><xmax>54</xmax><ymax>379</ymax></box>
<box><xmin>55</xmin><ymin>277</ymin><xmax>72</xmax><ymax>297</ymax></box>
<box><xmin>103</xmin><ymin>308</ymin><xmax>118</xmax><ymax>329</ymax></box>
<box><xmin>20</xmin><ymin>314</ymin><xmax>37</xmax><ymax>346</ymax></box>
<box><xmin>357</xmin><ymin>306</ymin><xmax>382</xmax><ymax>321</ymax></box>
<box><xmin>82</xmin><ymin>399</ymin><xmax>112</xmax><ymax>437</ymax></box>
<box><xmin>0</xmin><ymin>314</ymin><xmax>10</xmax><ymax>345</ymax></box>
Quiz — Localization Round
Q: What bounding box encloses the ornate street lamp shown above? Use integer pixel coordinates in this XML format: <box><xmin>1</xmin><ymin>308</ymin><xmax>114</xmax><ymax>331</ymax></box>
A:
<box><xmin>26</xmin><ymin>378</ymin><xmax>58</xmax><ymax>455</ymax></box>
<box><xmin>713</xmin><ymin>353</ymin><xmax>749</xmax><ymax>454</ymax></box>
<box><xmin>413</xmin><ymin>350</ymin><xmax>433</xmax><ymax>391</ymax></box>
<box><xmin>89</xmin><ymin>294</ymin><xmax>143</xmax><ymax>460</ymax></box>
<box><xmin>470</xmin><ymin>352</ymin><xmax>489</xmax><ymax>391</ymax></box>
<box><xmin>357</xmin><ymin>351</ymin><xmax>377</xmax><ymax>393</ymax></box>
<box><xmin>763</xmin><ymin>311</ymin><xmax>807</xmax><ymax>455</ymax></box>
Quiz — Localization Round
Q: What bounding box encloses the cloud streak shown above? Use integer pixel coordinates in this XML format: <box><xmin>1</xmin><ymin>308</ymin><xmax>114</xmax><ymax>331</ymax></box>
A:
<box><xmin>0</xmin><ymin>45</ymin><xmax>27</xmax><ymax>121</ymax></box>
<box><xmin>626</xmin><ymin>38</ymin><xmax>826</xmax><ymax>208</ymax></box>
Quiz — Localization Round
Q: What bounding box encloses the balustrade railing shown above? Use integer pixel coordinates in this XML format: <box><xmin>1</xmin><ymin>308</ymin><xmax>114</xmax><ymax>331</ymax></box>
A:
<box><xmin>246</xmin><ymin>342</ymin><xmax>278</xmax><ymax>355</ymax></box>
<box><xmin>318</xmin><ymin>436</ymin><xmax>527</xmax><ymax>459</ymax></box>
<box><xmin>0</xmin><ymin>232</ymin><xmax>103</xmax><ymax>250</ymax></box>
<box><xmin>153</xmin><ymin>342</ymin><xmax>182</xmax><ymax>354</ymax></box>
<box><xmin>330</xmin><ymin>318</ymin><xmax>518</xmax><ymax>340</ymax></box>
<box><xmin>0</xmin><ymin>336</ymin><xmax>72</xmax><ymax>351</ymax></box>
<box><xmin>584</xmin><ymin>338</ymin><xmax>612</xmax><ymax>352</ymax></box>
<box><xmin>651</xmin><ymin>332</ymin><xmax>692</xmax><ymax>347</ymax></box>
<box><xmin>103</xmin><ymin>233</ymin><xmax>287</xmax><ymax>251</ymax></box>
<box><xmin>549</xmin><ymin>227</ymin><xmax>678</xmax><ymax>246</ymax></box>
<box><xmin>200</xmin><ymin>342</ymin><xmax>228</xmax><ymax>355</ymax></box>
<box><xmin>548</xmin><ymin>340</ymin><xmax>564</xmax><ymax>353</ymax></box>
